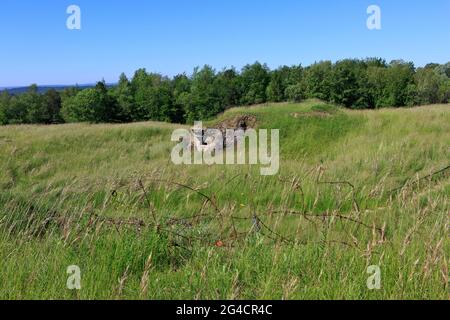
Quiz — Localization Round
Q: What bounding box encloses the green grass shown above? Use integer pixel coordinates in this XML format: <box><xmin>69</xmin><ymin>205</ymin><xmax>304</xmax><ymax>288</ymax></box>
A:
<box><xmin>0</xmin><ymin>100</ymin><xmax>449</xmax><ymax>299</ymax></box>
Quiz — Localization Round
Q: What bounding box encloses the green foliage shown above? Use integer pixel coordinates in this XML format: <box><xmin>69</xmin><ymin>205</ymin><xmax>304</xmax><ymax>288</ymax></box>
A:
<box><xmin>439</xmin><ymin>79</ymin><xmax>450</xmax><ymax>103</ymax></box>
<box><xmin>239</xmin><ymin>62</ymin><xmax>270</xmax><ymax>105</ymax></box>
<box><xmin>384</xmin><ymin>61</ymin><xmax>416</xmax><ymax>107</ymax></box>
<box><xmin>303</xmin><ymin>61</ymin><xmax>333</xmax><ymax>101</ymax></box>
<box><xmin>330</xmin><ymin>59</ymin><xmax>368</xmax><ymax>108</ymax></box>
<box><xmin>0</xmin><ymin>91</ymin><xmax>10</xmax><ymax>125</ymax></box>
<box><xmin>404</xmin><ymin>83</ymin><xmax>420</xmax><ymax>107</ymax></box>
<box><xmin>416</xmin><ymin>67</ymin><xmax>441</xmax><ymax>104</ymax></box>
<box><xmin>1</xmin><ymin>86</ymin><xmax>62</xmax><ymax>125</ymax></box>
<box><xmin>172</xmin><ymin>74</ymin><xmax>191</xmax><ymax>123</ymax></box>
<box><xmin>0</xmin><ymin>107</ymin><xmax>5</xmax><ymax>125</ymax></box>
<box><xmin>61</xmin><ymin>88</ymin><xmax>96</xmax><ymax>122</ymax></box>
<box><xmin>44</xmin><ymin>89</ymin><xmax>63</xmax><ymax>124</ymax></box>
<box><xmin>285</xmin><ymin>83</ymin><xmax>305</xmax><ymax>102</ymax></box>
<box><xmin>24</xmin><ymin>84</ymin><xmax>48</xmax><ymax>123</ymax></box>
<box><xmin>61</xmin><ymin>81</ymin><xmax>119</xmax><ymax>123</ymax></box>
<box><xmin>6</xmin><ymin>96</ymin><xmax>28</xmax><ymax>124</ymax></box>
<box><xmin>1</xmin><ymin>59</ymin><xmax>449</xmax><ymax>126</ymax></box>
<box><xmin>266</xmin><ymin>65</ymin><xmax>302</xmax><ymax>103</ymax></box>
<box><xmin>185</xmin><ymin>65</ymin><xmax>220</xmax><ymax>121</ymax></box>
<box><xmin>215</xmin><ymin>68</ymin><xmax>240</xmax><ymax>108</ymax></box>
<box><xmin>267</xmin><ymin>67</ymin><xmax>287</xmax><ymax>102</ymax></box>
<box><xmin>113</xmin><ymin>73</ymin><xmax>135</xmax><ymax>122</ymax></box>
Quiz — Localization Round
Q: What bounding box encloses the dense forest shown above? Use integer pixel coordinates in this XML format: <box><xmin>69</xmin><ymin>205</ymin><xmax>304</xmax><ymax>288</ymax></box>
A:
<box><xmin>1</xmin><ymin>58</ymin><xmax>449</xmax><ymax>125</ymax></box>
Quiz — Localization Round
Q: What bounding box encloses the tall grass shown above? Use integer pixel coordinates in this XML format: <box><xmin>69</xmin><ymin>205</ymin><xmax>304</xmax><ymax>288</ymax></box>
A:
<box><xmin>0</xmin><ymin>101</ymin><xmax>448</xmax><ymax>299</ymax></box>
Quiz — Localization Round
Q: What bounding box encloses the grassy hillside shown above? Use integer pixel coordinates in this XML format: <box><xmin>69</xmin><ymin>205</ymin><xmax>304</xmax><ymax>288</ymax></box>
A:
<box><xmin>0</xmin><ymin>100</ymin><xmax>448</xmax><ymax>299</ymax></box>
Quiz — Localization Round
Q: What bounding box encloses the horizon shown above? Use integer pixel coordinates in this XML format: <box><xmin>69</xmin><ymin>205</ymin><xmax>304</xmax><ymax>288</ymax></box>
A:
<box><xmin>0</xmin><ymin>56</ymin><xmax>445</xmax><ymax>89</ymax></box>
<box><xmin>0</xmin><ymin>57</ymin><xmax>448</xmax><ymax>89</ymax></box>
<box><xmin>1</xmin><ymin>0</ymin><xmax>450</xmax><ymax>87</ymax></box>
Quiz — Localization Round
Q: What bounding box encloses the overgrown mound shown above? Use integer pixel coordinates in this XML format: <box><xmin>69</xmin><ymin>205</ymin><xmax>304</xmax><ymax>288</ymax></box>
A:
<box><xmin>290</xmin><ymin>104</ymin><xmax>340</xmax><ymax>119</ymax></box>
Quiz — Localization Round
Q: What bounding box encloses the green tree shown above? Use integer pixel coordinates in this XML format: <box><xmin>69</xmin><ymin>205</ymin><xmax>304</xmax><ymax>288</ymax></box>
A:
<box><xmin>366</xmin><ymin>66</ymin><xmax>389</xmax><ymax>108</ymax></box>
<box><xmin>61</xmin><ymin>88</ymin><xmax>98</xmax><ymax>122</ymax></box>
<box><xmin>95</xmin><ymin>81</ymin><xmax>120</xmax><ymax>122</ymax></box>
<box><xmin>239</xmin><ymin>62</ymin><xmax>270</xmax><ymax>105</ymax></box>
<box><xmin>132</xmin><ymin>70</ymin><xmax>172</xmax><ymax>121</ymax></box>
<box><xmin>0</xmin><ymin>91</ymin><xmax>10</xmax><ymax>125</ymax></box>
<box><xmin>214</xmin><ymin>68</ymin><xmax>240</xmax><ymax>108</ymax></box>
<box><xmin>384</xmin><ymin>60</ymin><xmax>416</xmax><ymax>107</ymax></box>
<box><xmin>184</xmin><ymin>65</ymin><xmax>220</xmax><ymax>122</ymax></box>
<box><xmin>24</xmin><ymin>84</ymin><xmax>49</xmax><ymax>123</ymax></box>
<box><xmin>439</xmin><ymin>79</ymin><xmax>450</xmax><ymax>103</ymax></box>
<box><xmin>303</xmin><ymin>61</ymin><xmax>333</xmax><ymax>101</ymax></box>
<box><xmin>172</xmin><ymin>74</ymin><xmax>191</xmax><ymax>123</ymax></box>
<box><xmin>6</xmin><ymin>95</ymin><xmax>28</xmax><ymax>124</ymax></box>
<box><xmin>285</xmin><ymin>83</ymin><xmax>305</xmax><ymax>102</ymax></box>
<box><xmin>330</xmin><ymin>59</ymin><xmax>369</xmax><ymax>108</ymax></box>
<box><xmin>404</xmin><ymin>83</ymin><xmax>420</xmax><ymax>106</ymax></box>
<box><xmin>266</xmin><ymin>66</ymin><xmax>293</xmax><ymax>102</ymax></box>
<box><xmin>148</xmin><ymin>80</ymin><xmax>174</xmax><ymax>122</ymax></box>
<box><xmin>415</xmin><ymin>67</ymin><xmax>441</xmax><ymax>104</ymax></box>
<box><xmin>440</xmin><ymin>62</ymin><xmax>450</xmax><ymax>78</ymax></box>
<box><xmin>61</xmin><ymin>86</ymin><xmax>81</xmax><ymax>102</ymax></box>
<box><xmin>62</xmin><ymin>81</ymin><xmax>118</xmax><ymax>123</ymax></box>
<box><xmin>114</xmin><ymin>73</ymin><xmax>135</xmax><ymax>122</ymax></box>
<box><xmin>44</xmin><ymin>89</ymin><xmax>63</xmax><ymax>124</ymax></box>
<box><xmin>434</xmin><ymin>62</ymin><xmax>450</xmax><ymax>103</ymax></box>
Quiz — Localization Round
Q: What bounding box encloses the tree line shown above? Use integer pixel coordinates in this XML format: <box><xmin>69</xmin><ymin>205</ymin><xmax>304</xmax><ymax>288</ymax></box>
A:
<box><xmin>1</xmin><ymin>58</ymin><xmax>449</xmax><ymax>125</ymax></box>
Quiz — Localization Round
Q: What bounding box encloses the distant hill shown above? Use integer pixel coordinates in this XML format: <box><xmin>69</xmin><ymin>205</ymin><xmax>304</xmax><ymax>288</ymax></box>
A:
<box><xmin>0</xmin><ymin>84</ymin><xmax>116</xmax><ymax>95</ymax></box>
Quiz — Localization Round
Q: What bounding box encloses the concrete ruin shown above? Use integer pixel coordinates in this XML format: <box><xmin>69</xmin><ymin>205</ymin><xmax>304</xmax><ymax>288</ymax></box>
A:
<box><xmin>191</xmin><ymin>115</ymin><xmax>257</xmax><ymax>153</ymax></box>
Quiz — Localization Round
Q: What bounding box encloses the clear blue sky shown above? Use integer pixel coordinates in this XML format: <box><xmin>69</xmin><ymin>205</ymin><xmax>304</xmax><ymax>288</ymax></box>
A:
<box><xmin>1</xmin><ymin>0</ymin><xmax>449</xmax><ymax>87</ymax></box>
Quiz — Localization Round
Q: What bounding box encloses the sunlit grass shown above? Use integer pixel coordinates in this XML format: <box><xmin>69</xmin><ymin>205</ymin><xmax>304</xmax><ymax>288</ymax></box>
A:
<box><xmin>0</xmin><ymin>101</ymin><xmax>448</xmax><ymax>299</ymax></box>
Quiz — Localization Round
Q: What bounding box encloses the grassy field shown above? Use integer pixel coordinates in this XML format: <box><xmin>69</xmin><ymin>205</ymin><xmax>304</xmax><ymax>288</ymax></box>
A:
<box><xmin>0</xmin><ymin>100</ymin><xmax>448</xmax><ymax>300</ymax></box>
